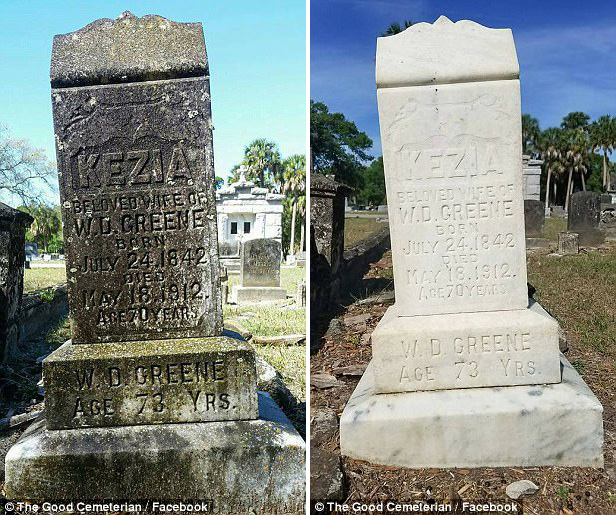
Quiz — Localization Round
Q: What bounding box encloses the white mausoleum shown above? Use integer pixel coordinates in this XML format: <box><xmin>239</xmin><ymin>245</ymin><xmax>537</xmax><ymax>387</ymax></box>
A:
<box><xmin>216</xmin><ymin>168</ymin><xmax>284</xmax><ymax>251</ymax></box>
<box><xmin>522</xmin><ymin>154</ymin><xmax>543</xmax><ymax>202</ymax></box>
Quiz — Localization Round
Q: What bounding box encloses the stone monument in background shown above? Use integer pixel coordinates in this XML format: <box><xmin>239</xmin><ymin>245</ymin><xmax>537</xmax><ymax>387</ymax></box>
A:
<box><xmin>4</xmin><ymin>13</ymin><xmax>304</xmax><ymax>512</ymax></box>
<box><xmin>340</xmin><ymin>17</ymin><xmax>604</xmax><ymax>468</ymax></box>
<box><xmin>568</xmin><ymin>191</ymin><xmax>604</xmax><ymax>246</ymax></box>
<box><xmin>233</xmin><ymin>238</ymin><xmax>287</xmax><ymax>304</ymax></box>
<box><xmin>0</xmin><ymin>203</ymin><xmax>33</xmax><ymax>363</ymax></box>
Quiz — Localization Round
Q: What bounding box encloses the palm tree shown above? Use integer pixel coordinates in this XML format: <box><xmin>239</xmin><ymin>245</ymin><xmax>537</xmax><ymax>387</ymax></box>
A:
<box><xmin>522</xmin><ymin>114</ymin><xmax>540</xmax><ymax>156</ymax></box>
<box><xmin>296</xmin><ymin>194</ymin><xmax>306</xmax><ymax>253</ymax></box>
<box><xmin>590</xmin><ymin>115</ymin><xmax>615</xmax><ymax>191</ymax></box>
<box><xmin>561</xmin><ymin>111</ymin><xmax>591</xmax><ymax>131</ymax></box>
<box><xmin>282</xmin><ymin>155</ymin><xmax>306</xmax><ymax>256</ymax></box>
<box><xmin>227</xmin><ymin>164</ymin><xmax>242</xmax><ymax>184</ymax></box>
<box><xmin>24</xmin><ymin>204</ymin><xmax>62</xmax><ymax>252</ymax></box>
<box><xmin>381</xmin><ymin>20</ymin><xmax>413</xmax><ymax>36</ymax></box>
<box><xmin>243</xmin><ymin>139</ymin><xmax>281</xmax><ymax>189</ymax></box>
<box><xmin>538</xmin><ymin>127</ymin><xmax>565</xmax><ymax>213</ymax></box>
<box><xmin>562</xmin><ymin>128</ymin><xmax>589</xmax><ymax>212</ymax></box>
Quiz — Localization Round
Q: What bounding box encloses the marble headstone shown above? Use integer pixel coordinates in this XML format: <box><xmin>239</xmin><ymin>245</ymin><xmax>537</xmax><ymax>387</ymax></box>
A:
<box><xmin>5</xmin><ymin>14</ymin><xmax>305</xmax><ymax>510</ymax></box>
<box><xmin>370</xmin><ymin>16</ymin><xmax>560</xmax><ymax>393</ymax></box>
<box><xmin>524</xmin><ymin>199</ymin><xmax>545</xmax><ymax>238</ymax></box>
<box><xmin>340</xmin><ymin>18</ymin><xmax>604</xmax><ymax>469</ymax></box>
<box><xmin>52</xmin><ymin>13</ymin><xmax>222</xmax><ymax>344</ymax></box>
<box><xmin>233</xmin><ymin>238</ymin><xmax>286</xmax><ymax>304</ymax></box>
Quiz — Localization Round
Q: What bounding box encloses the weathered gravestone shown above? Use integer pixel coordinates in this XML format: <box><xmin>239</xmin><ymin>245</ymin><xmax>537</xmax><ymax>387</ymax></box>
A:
<box><xmin>4</xmin><ymin>13</ymin><xmax>304</xmax><ymax>511</ymax></box>
<box><xmin>524</xmin><ymin>199</ymin><xmax>545</xmax><ymax>238</ymax></box>
<box><xmin>310</xmin><ymin>174</ymin><xmax>351</xmax><ymax>313</ymax></box>
<box><xmin>568</xmin><ymin>191</ymin><xmax>604</xmax><ymax>246</ymax></box>
<box><xmin>340</xmin><ymin>17</ymin><xmax>603</xmax><ymax>468</ymax></box>
<box><xmin>233</xmin><ymin>238</ymin><xmax>287</xmax><ymax>304</ymax></box>
<box><xmin>558</xmin><ymin>232</ymin><xmax>579</xmax><ymax>255</ymax></box>
<box><xmin>524</xmin><ymin>199</ymin><xmax>548</xmax><ymax>248</ymax></box>
<box><xmin>0</xmin><ymin>203</ymin><xmax>33</xmax><ymax>363</ymax></box>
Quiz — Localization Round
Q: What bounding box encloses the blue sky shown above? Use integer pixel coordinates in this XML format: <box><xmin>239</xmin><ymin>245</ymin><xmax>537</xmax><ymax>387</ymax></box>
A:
<box><xmin>311</xmin><ymin>0</ymin><xmax>616</xmax><ymax>160</ymax></box>
<box><xmin>0</xmin><ymin>0</ymin><xmax>306</xmax><ymax>205</ymax></box>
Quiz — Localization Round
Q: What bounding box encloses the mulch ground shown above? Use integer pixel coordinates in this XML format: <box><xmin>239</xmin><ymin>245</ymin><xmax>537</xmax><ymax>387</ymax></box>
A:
<box><xmin>310</xmin><ymin>250</ymin><xmax>616</xmax><ymax>515</ymax></box>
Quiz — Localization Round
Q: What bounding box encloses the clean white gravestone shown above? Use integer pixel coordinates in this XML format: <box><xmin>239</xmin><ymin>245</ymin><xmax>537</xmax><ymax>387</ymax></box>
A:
<box><xmin>340</xmin><ymin>17</ymin><xmax>604</xmax><ymax>469</ymax></box>
<box><xmin>371</xmin><ymin>15</ymin><xmax>561</xmax><ymax>393</ymax></box>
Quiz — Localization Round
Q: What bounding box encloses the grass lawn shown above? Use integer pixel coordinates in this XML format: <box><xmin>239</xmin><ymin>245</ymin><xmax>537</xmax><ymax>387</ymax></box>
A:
<box><xmin>23</xmin><ymin>267</ymin><xmax>67</xmax><ymax>293</ymax></box>
<box><xmin>255</xmin><ymin>344</ymin><xmax>305</xmax><ymax>401</ymax></box>
<box><xmin>224</xmin><ymin>304</ymin><xmax>305</xmax><ymax>336</ymax></box>
<box><xmin>543</xmin><ymin>216</ymin><xmax>567</xmax><ymax>241</ymax></box>
<box><xmin>224</xmin><ymin>266</ymin><xmax>306</xmax><ymax>336</ymax></box>
<box><xmin>528</xmin><ymin>243</ymin><xmax>616</xmax><ymax>356</ymax></box>
<box><xmin>344</xmin><ymin>217</ymin><xmax>384</xmax><ymax>248</ymax></box>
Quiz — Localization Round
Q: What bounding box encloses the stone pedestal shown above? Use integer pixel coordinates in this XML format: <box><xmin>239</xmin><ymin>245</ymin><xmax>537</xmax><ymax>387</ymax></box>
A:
<box><xmin>233</xmin><ymin>285</ymin><xmax>287</xmax><ymax>304</ymax></box>
<box><xmin>341</xmin><ymin>357</ymin><xmax>603</xmax><ymax>469</ymax></box>
<box><xmin>44</xmin><ymin>337</ymin><xmax>259</xmax><ymax>429</ymax></box>
<box><xmin>372</xmin><ymin>301</ymin><xmax>561</xmax><ymax>393</ymax></box>
<box><xmin>558</xmin><ymin>232</ymin><xmax>579</xmax><ymax>255</ymax></box>
<box><xmin>5</xmin><ymin>393</ymin><xmax>305</xmax><ymax>513</ymax></box>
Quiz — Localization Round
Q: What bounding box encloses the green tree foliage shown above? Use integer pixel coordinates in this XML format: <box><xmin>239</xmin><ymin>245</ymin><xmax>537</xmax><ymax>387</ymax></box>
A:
<box><xmin>242</xmin><ymin>139</ymin><xmax>282</xmax><ymax>190</ymax></box>
<box><xmin>357</xmin><ymin>156</ymin><xmax>386</xmax><ymax>206</ymax></box>
<box><xmin>529</xmin><ymin>111</ymin><xmax>616</xmax><ymax>211</ymax></box>
<box><xmin>18</xmin><ymin>204</ymin><xmax>62</xmax><ymax>252</ymax></box>
<box><xmin>282</xmin><ymin>155</ymin><xmax>306</xmax><ymax>255</ymax></box>
<box><xmin>381</xmin><ymin>20</ymin><xmax>414</xmax><ymax>36</ymax></box>
<box><xmin>537</xmin><ymin>127</ymin><xmax>565</xmax><ymax>211</ymax></box>
<box><xmin>561</xmin><ymin>111</ymin><xmax>591</xmax><ymax>131</ymax></box>
<box><xmin>521</xmin><ymin>114</ymin><xmax>540</xmax><ymax>155</ymax></box>
<box><xmin>0</xmin><ymin>126</ymin><xmax>55</xmax><ymax>203</ymax></box>
<box><xmin>310</xmin><ymin>100</ymin><xmax>373</xmax><ymax>188</ymax></box>
<box><xmin>214</xmin><ymin>176</ymin><xmax>224</xmax><ymax>190</ymax></box>
<box><xmin>589</xmin><ymin>115</ymin><xmax>615</xmax><ymax>190</ymax></box>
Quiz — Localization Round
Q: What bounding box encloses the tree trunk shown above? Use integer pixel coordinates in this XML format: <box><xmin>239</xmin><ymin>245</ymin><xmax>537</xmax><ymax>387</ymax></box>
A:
<box><xmin>608</xmin><ymin>153</ymin><xmax>612</xmax><ymax>191</ymax></box>
<box><xmin>564</xmin><ymin>166</ymin><xmax>574</xmax><ymax>212</ymax></box>
<box><xmin>544</xmin><ymin>167</ymin><xmax>552</xmax><ymax>214</ymax></box>
<box><xmin>290</xmin><ymin>200</ymin><xmax>297</xmax><ymax>256</ymax></box>
<box><xmin>300</xmin><ymin>222</ymin><xmax>305</xmax><ymax>252</ymax></box>
<box><xmin>581</xmin><ymin>169</ymin><xmax>586</xmax><ymax>191</ymax></box>
<box><xmin>603</xmin><ymin>152</ymin><xmax>607</xmax><ymax>189</ymax></box>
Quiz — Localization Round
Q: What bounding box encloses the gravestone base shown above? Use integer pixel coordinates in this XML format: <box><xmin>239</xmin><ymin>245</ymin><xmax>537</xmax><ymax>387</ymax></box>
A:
<box><xmin>43</xmin><ymin>337</ymin><xmax>259</xmax><ymax>429</ymax></box>
<box><xmin>340</xmin><ymin>357</ymin><xmax>603</xmax><ymax>469</ymax></box>
<box><xmin>525</xmin><ymin>237</ymin><xmax>549</xmax><ymax>248</ymax></box>
<box><xmin>5</xmin><ymin>393</ymin><xmax>305</xmax><ymax>513</ymax></box>
<box><xmin>372</xmin><ymin>301</ymin><xmax>562</xmax><ymax>393</ymax></box>
<box><xmin>233</xmin><ymin>286</ymin><xmax>287</xmax><ymax>304</ymax></box>
<box><xmin>221</xmin><ymin>257</ymin><xmax>241</xmax><ymax>274</ymax></box>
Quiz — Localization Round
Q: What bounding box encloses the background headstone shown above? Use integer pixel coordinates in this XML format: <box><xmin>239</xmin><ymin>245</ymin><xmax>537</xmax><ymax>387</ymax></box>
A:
<box><xmin>568</xmin><ymin>191</ymin><xmax>604</xmax><ymax>246</ymax></box>
<box><xmin>240</xmin><ymin>238</ymin><xmax>281</xmax><ymax>288</ymax></box>
<box><xmin>524</xmin><ymin>199</ymin><xmax>545</xmax><ymax>238</ymax></box>
<box><xmin>558</xmin><ymin>232</ymin><xmax>579</xmax><ymax>255</ymax></box>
